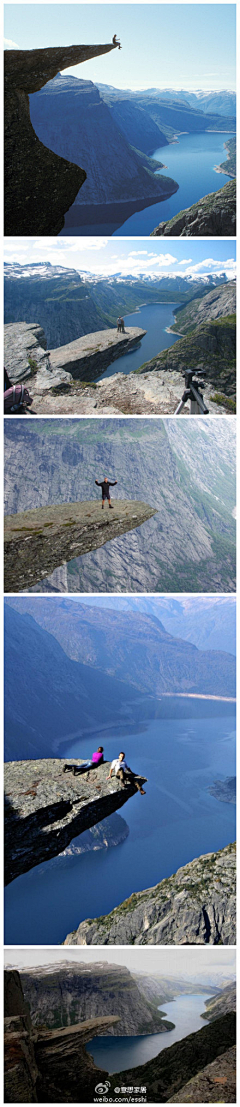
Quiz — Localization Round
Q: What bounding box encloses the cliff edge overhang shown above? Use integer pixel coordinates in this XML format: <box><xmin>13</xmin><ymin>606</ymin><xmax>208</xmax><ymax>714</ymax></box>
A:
<box><xmin>4</xmin><ymin>42</ymin><xmax>117</xmax><ymax>235</ymax></box>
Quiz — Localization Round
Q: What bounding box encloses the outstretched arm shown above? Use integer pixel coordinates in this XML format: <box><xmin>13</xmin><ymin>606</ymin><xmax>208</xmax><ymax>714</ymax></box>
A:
<box><xmin>109</xmin><ymin>481</ymin><xmax>118</xmax><ymax>486</ymax></box>
<box><xmin>95</xmin><ymin>480</ymin><xmax>101</xmax><ymax>486</ymax></box>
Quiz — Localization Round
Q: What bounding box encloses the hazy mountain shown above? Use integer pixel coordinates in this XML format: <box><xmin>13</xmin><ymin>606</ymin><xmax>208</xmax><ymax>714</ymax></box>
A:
<box><xmin>29</xmin><ymin>75</ymin><xmax>177</xmax><ymax>208</ymax></box>
<box><xmin>75</xmin><ymin>597</ymin><xmax>236</xmax><ymax>656</ymax></box>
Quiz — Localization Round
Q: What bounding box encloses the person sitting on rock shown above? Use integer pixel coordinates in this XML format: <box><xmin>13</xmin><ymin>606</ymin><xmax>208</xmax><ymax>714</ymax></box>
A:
<box><xmin>76</xmin><ymin>746</ymin><xmax>104</xmax><ymax>772</ymax></box>
<box><xmin>112</xmin><ymin>34</ymin><xmax>122</xmax><ymax>49</ymax></box>
<box><xmin>95</xmin><ymin>476</ymin><xmax>117</xmax><ymax>509</ymax></box>
<box><xmin>107</xmin><ymin>751</ymin><xmax>146</xmax><ymax>794</ymax></box>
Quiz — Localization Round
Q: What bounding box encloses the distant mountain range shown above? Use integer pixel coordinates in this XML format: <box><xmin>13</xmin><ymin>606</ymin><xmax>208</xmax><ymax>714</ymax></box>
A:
<box><xmin>4</xmin><ymin>261</ymin><xmax>228</xmax><ymax>350</ymax></box>
<box><xmin>5</xmin><ymin>598</ymin><xmax>236</xmax><ymax>761</ymax></box>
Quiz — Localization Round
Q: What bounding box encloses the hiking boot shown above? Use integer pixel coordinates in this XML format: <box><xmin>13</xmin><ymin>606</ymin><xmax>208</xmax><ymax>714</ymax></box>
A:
<box><xmin>109</xmin><ymin>504</ymin><xmax>113</xmax><ymax>508</ymax></box>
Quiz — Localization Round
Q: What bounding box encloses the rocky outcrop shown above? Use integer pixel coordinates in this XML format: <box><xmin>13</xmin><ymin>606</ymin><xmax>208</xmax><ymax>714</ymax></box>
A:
<box><xmin>113</xmin><ymin>1012</ymin><xmax>236</xmax><ymax>1102</ymax></box>
<box><xmin>48</xmin><ymin>327</ymin><xmax>146</xmax><ymax>382</ymax></box>
<box><xmin>4</xmin><ymin>43</ymin><xmax>117</xmax><ymax>235</ymax></box>
<box><xmin>20</xmin><ymin>961</ymin><xmax>172</xmax><ymax>1037</ymax></box>
<box><xmin>215</xmin><ymin>137</ymin><xmax>236</xmax><ymax>178</ymax></box>
<box><xmin>4</xmin><ymin>322</ymin><xmax>71</xmax><ymax>392</ymax></box>
<box><xmin>202</xmin><ymin>983</ymin><xmax>236</xmax><ymax>1023</ymax></box>
<box><xmin>4</xmin><ymin>758</ymin><xmax>147</xmax><ymax>884</ymax></box>
<box><xmin>208</xmin><ymin>777</ymin><xmax>236</xmax><ymax>804</ymax></box>
<box><xmin>4</xmin><ymin>970</ymin><xmax>39</xmax><ymax>1102</ymax></box>
<box><xmin>4</xmin><ymin>969</ymin><xmax>119</xmax><ymax>1104</ymax></box>
<box><xmin>136</xmin><ymin>318</ymin><xmax>236</xmax><ymax>402</ymax></box>
<box><xmin>4</xmin><ymin>321</ymin><xmax>147</xmax><ymax>405</ymax></box>
<box><xmin>171</xmin><ymin>280</ymin><xmax>236</xmax><ymax>334</ymax></box>
<box><xmin>4</xmin><ymin>499</ymin><xmax>156</xmax><ymax>591</ymax></box>
<box><xmin>168</xmin><ymin>1045</ymin><xmax>236</xmax><ymax>1102</ymax></box>
<box><xmin>34</xmin><ymin>365</ymin><xmax>229</xmax><ymax>416</ymax></box>
<box><xmin>63</xmin><ymin>841</ymin><xmax>236</xmax><ymax>945</ymax></box>
<box><xmin>35</xmin><ymin>1016</ymin><xmax>119</xmax><ymax>1102</ymax></box>
<box><xmin>151</xmin><ymin>179</ymin><xmax>236</xmax><ymax>237</ymax></box>
<box><xmin>4</xmin><ymin>419</ymin><xmax>236</xmax><ymax>595</ymax></box>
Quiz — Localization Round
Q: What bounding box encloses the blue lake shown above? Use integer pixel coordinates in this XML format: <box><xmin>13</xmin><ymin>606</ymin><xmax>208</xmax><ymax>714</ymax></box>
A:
<box><xmin>4</xmin><ymin>711</ymin><xmax>235</xmax><ymax>945</ymax></box>
<box><xmin>97</xmin><ymin>302</ymin><xmax>181</xmax><ymax>380</ymax></box>
<box><xmin>114</xmin><ymin>131</ymin><xmax>233</xmax><ymax>235</ymax></box>
<box><xmin>86</xmin><ymin>993</ymin><xmax>214</xmax><ymax>1074</ymax></box>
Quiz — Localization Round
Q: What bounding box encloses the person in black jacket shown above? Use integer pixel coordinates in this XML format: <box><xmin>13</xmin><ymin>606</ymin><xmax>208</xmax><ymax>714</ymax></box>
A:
<box><xmin>95</xmin><ymin>476</ymin><xmax>118</xmax><ymax>508</ymax></box>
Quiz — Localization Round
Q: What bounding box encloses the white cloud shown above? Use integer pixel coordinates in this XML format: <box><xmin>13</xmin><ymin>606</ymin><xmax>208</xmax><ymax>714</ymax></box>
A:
<box><xmin>179</xmin><ymin>258</ymin><xmax>193</xmax><ymax>265</ymax></box>
<box><xmin>4</xmin><ymin>37</ymin><xmax>20</xmax><ymax>49</ymax></box>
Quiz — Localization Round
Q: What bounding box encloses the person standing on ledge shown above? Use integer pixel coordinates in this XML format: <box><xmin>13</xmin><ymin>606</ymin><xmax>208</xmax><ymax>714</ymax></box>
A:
<box><xmin>95</xmin><ymin>476</ymin><xmax>118</xmax><ymax>509</ymax></box>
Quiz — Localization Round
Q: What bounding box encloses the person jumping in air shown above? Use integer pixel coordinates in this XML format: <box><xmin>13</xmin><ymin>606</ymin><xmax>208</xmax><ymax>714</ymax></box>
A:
<box><xmin>107</xmin><ymin>751</ymin><xmax>146</xmax><ymax>794</ymax></box>
<box><xmin>95</xmin><ymin>476</ymin><xmax>117</xmax><ymax>508</ymax></box>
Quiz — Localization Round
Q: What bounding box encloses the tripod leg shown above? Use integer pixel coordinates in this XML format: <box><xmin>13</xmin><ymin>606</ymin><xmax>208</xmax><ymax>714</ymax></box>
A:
<box><xmin>175</xmin><ymin>398</ymin><xmax>186</xmax><ymax>414</ymax></box>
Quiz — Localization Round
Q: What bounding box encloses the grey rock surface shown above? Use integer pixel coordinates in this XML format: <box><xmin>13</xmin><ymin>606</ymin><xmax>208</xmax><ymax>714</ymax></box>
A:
<box><xmin>21</xmin><ymin>961</ymin><xmax>170</xmax><ymax>1036</ymax></box>
<box><xmin>4</xmin><ymin>322</ymin><xmax>72</xmax><ymax>390</ymax></box>
<box><xmin>4</xmin><ymin>758</ymin><xmax>147</xmax><ymax>884</ymax></box>
<box><xmin>4</xmin><ymin>499</ymin><xmax>156</xmax><ymax>592</ymax></box>
<box><xmin>168</xmin><ymin>1045</ymin><xmax>236</xmax><ymax>1102</ymax></box>
<box><xmin>64</xmin><ymin>842</ymin><xmax>236</xmax><ymax>945</ymax></box>
<box><xmin>151</xmin><ymin>179</ymin><xmax>236</xmax><ymax>237</ymax></box>
<box><xmin>49</xmin><ymin>326</ymin><xmax>146</xmax><ymax>381</ymax></box>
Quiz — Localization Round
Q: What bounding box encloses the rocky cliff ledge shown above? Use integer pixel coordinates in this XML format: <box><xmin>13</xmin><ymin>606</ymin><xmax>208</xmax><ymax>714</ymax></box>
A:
<box><xmin>168</xmin><ymin>1045</ymin><xmax>236</xmax><ymax>1102</ymax></box>
<box><xmin>4</xmin><ymin>758</ymin><xmax>147</xmax><ymax>884</ymax></box>
<box><xmin>4</xmin><ymin>499</ymin><xmax>156</xmax><ymax>592</ymax></box>
<box><xmin>151</xmin><ymin>179</ymin><xmax>236</xmax><ymax>237</ymax></box>
<box><xmin>4</xmin><ymin>42</ymin><xmax>117</xmax><ymax>235</ymax></box>
<box><xmin>4</xmin><ymin>970</ymin><xmax>119</xmax><ymax>1103</ymax></box>
<box><xmin>48</xmin><ymin>327</ymin><xmax>146</xmax><ymax>382</ymax></box>
<box><xmin>64</xmin><ymin>841</ymin><xmax>236</xmax><ymax>946</ymax></box>
<box><xmin>4</xmin><ymin>321</ymin><xmax>227</xmax><ymax>415</ymax></box>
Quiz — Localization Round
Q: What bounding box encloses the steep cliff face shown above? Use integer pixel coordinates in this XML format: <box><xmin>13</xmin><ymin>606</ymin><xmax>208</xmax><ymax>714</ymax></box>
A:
<box><xmin>4</xmin><ymin>43</ymin><xmax>117</xmax><ymax>235</ymax></box>
<box><xmin>137</xmin><ymin>319</ymin><xmax>236</xmax><ymax>401</ymax></box>
<box><xmin>168</xmin><ymin>1045</ymin><xmax>236</xmax><ymax>1102</ymax></box>
<box><xmin>20</xmin><ymin>962</ymin><xmax>171</xmax><ymax>1036</ymax></box>
<box><xmin>113</xmin><ymin>1012</ymin><xmax>236</xmax><ymax>1102</ymax></box>
<box><xmin>171</xmin><ymin>281</ymin><xmax>236</xmax><ymax>334</ymax></box>
<box><xmin>4</xmin><ymin>321</ymin><xmax>147</xmax><ymax>400</ymax></box>
<box><xmin>4</xmin><ymin>500</ymin><xmax>156</xmax><ymax>592</ymax></box>
<box><xmin>35</xmin><ymin>1017</ymin><xmax>119</xmax><ymax>1102</ymax></box>
<box><xmin>63</xmin><ymin>842</ymin><xmax>236</xmax><ymax>946</ymax></box>
<box><xmin>4</xmin><ymin>970</ymin><xmax>39</xmax><ymax>1103</ymax></box>
<box><xmin>30</xmin><ymin>74</ymin><xmax>178</xmax><ymax>208</ymax></box>
<box><xmin>151</xmin><ymin>179</ymin><xmax>236</xmax><ymax>237</ymax></box>
<box><xmin>4</xmin><ymin>758</ymin><xmax>147</xmax><ymax>884</ymax></box>
<box><xmin>4</xmin><ymin>419</ymin><xmax>236</xmax><ymax>594</ymax></box>
<box><xmin>202</xmin><ymin>983</ymin><xmax>236</xmax><ymax>1022</ymax></box>
<box><xmin>4</xmin><ymin>970</ymin><xmax>118</xmax><ymax>1104</ymax></box>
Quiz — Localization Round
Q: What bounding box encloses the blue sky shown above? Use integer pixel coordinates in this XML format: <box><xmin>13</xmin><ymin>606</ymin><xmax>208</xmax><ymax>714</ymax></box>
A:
<box><xmin>4</xmin><ymin>4</ymin><xmax>236</xmax><ymax>91</ymax></box>
<box><xmin>4</xmin><ymin>237</ymin><xmax>236</xmax><ymax>279</ymax></box>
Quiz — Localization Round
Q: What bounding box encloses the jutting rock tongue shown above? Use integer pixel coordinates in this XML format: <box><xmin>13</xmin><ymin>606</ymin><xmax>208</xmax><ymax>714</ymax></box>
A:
<box><xmin>4</xmin><ymin>42</ymin><xmax>117</xmax><ymax>236</ymax></box>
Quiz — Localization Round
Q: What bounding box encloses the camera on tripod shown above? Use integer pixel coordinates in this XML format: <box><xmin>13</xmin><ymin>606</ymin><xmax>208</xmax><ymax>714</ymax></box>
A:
<box><xmin>175</xmin><ymin>366</ymin><xmax>209</xmax><ymax>415</ymax></box>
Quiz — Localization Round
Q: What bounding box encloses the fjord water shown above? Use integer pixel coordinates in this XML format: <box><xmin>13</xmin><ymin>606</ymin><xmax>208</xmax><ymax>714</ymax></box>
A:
<box><xmin>116</xmin><ymin>132</ymin><xmax>233</xmax><ymax>235</ymax></box>
<box><xmin>4</xmin><ymin>709</ymin><xmax>235</xmax><ymax>944</ymax></box>
<box><xmin>86</xmin><ymin>993</ymin><xmax>214</xmax><ymax>1073</ymax></box>
<box><xmin>96</xmin><ymin>303</ymin><xmax>181</xmax><ymax>380</ymax></box>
